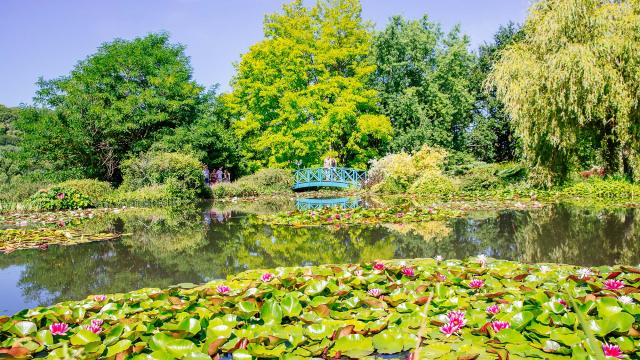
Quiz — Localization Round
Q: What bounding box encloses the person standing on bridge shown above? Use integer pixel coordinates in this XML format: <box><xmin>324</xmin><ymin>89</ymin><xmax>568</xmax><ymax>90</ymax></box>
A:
<box><xmin>323</xmin><ymin>156</ymin><xmax>331</xmax><ymax>181</ymax></box>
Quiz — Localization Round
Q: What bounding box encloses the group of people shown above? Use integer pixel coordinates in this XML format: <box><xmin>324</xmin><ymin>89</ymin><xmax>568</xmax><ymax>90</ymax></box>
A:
<box><xmin>323</xmin><ymin>156</ymin><xmax>338</xmax><ymax>169</ymax></box>
<box><xmin>203</xmin><ymin>165</ymin><xmax>230</xmax><ymax>186</ymax></box>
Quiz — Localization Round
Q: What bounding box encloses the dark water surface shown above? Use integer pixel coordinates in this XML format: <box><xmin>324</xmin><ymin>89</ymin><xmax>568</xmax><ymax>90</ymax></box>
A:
<box><xmin>1</xmin><ymin>202</ymin><xmax>639</xmax><ymax>315</ymax></box>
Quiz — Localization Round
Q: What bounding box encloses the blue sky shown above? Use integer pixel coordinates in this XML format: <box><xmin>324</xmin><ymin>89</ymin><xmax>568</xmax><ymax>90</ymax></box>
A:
<box><xmin>0</xmin><ymin>0</ymin><xmax>530</xmax><ymax>106</ymax></box>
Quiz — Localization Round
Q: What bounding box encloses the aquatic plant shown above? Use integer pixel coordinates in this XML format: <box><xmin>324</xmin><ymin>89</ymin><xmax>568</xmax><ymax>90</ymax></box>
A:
<box><xmin>1</xmin><ymin>258</ymin><xmax>639</xmax><ymax>359</ymax></box>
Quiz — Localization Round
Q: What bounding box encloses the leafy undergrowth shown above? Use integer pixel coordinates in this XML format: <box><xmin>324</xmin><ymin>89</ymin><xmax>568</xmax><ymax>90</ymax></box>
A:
<box><xmin>0</xmin><ymin>228</ymin><xmax>122</xmax><ymax>253</ymax></box>
<box><xmin>258</xmin><ymin>201</ymin><xmax>545</xmax><ymax>226</ymax></box>
<box><xmin>1</xmin><ymin>258</ymin><xmax>639</xmax><ymax>359</ymax></box>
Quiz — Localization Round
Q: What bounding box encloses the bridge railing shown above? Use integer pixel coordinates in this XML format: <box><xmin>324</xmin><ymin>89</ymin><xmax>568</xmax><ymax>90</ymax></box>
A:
<box><xmin>293</xmin><ymin>167</ymin><xmax>367</xmax><ymax>188</ymax></box>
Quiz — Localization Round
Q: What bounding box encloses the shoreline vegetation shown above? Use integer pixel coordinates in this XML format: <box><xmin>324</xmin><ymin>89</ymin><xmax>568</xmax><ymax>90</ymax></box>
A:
<box><xmin>1</xmin><ymin>258</ymin><xmax>638</xmax><ymax>359</ymax></box>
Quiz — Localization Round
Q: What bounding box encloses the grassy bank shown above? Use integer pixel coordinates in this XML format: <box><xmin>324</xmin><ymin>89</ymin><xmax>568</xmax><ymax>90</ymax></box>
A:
<box><xmin>1</xmin><ymin>258</ymin><xmax>638</xmax><ymax>359</ymax></box>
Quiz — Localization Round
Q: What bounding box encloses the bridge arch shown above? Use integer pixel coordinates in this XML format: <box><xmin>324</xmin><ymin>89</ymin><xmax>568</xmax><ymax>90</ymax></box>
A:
<box><xmin>293</xmin><ymin>167</ymin><xmax>367</xmax><ymax>191</ymax></box>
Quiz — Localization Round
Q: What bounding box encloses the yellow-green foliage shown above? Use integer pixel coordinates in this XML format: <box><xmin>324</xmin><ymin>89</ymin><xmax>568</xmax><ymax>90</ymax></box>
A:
<box><xmin>211</xmin><ymin>169</ymin><xmax>293</xmax><ymax>198</ymax></box>
<box><xmin>409</xmin><ymin>173</ymin><xmax>458</xmax><ymax>195</ymax></box>
<box><xmin>369</xmin><ymin>146</ymin><xmax>456</xmax><ymax>194</ymax></box>
<box><xmin>561</xmin><ymin>178</ymin><xmax>640</xmax><ymax>199</ymax></box>
<box><xmin>56</xmin><ymin>179</ymin><xmax>113</xmax><ymax>203</ymax></box>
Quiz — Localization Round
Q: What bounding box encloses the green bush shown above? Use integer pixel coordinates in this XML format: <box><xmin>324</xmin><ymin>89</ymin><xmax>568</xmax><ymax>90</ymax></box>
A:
<box><xmin>211</xmin><ymin>168</ymin><xmax>292</xmax><ymax>198</ymax></box>
<box><xmin>0</xmin><ymin>176</ymin><xmax>50</xmax><ymax>203</ymax></box>
<box><xmin>409</xmin><ymin>173</ymin><xmax>458</xmax><ymax>195</ymax></box>
<box><xmin>28</xmin><ymin>186</ymin><xmax>92</xmax><ymax>210</ymax></box>
<box><xmin>459</xmin><ymin>163</ymin><xmax>526</xmax><ymax>192</ymax></box>
<box><xmin>56</xmin><ymin>179</ymin><xmax>113</xmax><ymax>203</ymax></box>
<box><xmin>106</xmin><ymin>185</ymin><xmax>178</xmax><ymax>205</ymax></box>
<box><xmin>121</xmin><ymin>152</ymin><xmax>205</xmax><ymax>200</ymax></box>
<box><xmin>561</xmin><ymin>178</ymin><xmax>640</xmax><ymax>199</ymax></box>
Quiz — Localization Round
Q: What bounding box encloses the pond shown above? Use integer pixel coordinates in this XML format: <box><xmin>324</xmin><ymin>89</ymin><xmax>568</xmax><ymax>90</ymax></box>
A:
<box><xmin>1</xmin><ymin>201</ymin><xmax>639</xmax><ymax>315</ymax></box>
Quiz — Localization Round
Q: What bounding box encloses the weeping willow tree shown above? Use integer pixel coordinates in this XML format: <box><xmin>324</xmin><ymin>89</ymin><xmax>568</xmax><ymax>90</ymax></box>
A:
<box><xmin>489</xmin><ymin>0</ymin><xmax>640</xmax><ymax>186</ymax></box>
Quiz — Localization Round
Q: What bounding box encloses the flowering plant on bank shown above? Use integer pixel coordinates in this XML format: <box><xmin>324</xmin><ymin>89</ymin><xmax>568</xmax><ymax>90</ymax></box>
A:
<box><xmin>1</xmin><ymin>257</ymin><xmax>639</xmax><ymax>359</ymax></box>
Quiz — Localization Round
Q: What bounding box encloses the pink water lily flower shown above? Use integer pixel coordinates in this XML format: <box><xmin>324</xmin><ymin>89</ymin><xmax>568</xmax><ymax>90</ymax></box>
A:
<box><xmin>373</xmin><ymin>262</ymin><xmax>385</xmax><ymax>271</ymax></box>
<box><xmin>439</xmin><ymin>322</ymin><xmax>460</xmax><ymax>336</ymax></box>
<box><xmin>216</xmin><ymin>285</ymin><xmax>231</xmax><ymax>295</ymax></box>
<box><xmin>50</xmin><ymin>323</ymin><xmax>69</xmax><ymax>336</ymax></box>
<box><xmin>435</xmin><ymin>273</ymin><xmax>447</xmax><ymax>282</ymax></box>
<box><xmin>486</xmin><ymin>305</ymin><xmax>501</xmax><ymax>315</ymax></box>
<box><xmin>604</xmin><ymin>279</ymin><xmax>625</xmax><ymax>291</ymax></box>
<box><xmin>469</xmin><ymin>279</ymin><xmax>485</xmax><ymax>289</ymax></box>
<box><xmin>93</xmin><ymin>295</ymin><xmax>106</xmax><ymax>302</ymax></box>
<box><xmin>490</xmin><ymin>321</ymin><xmax>510</xmax><ymax>333</ymax></box>
<box><xmin>446</xmin><ymin>311</ymin><xmax>467</xmax><ymax>328</ymax></box>
<box><xmin>602</xmin><ymin>343</ymin><xmax>623</xmax><ymax>358</ymax></box>
<box><xmin>354</xmin><ymin>269</ymin><xmax>364</xmax><ymax>277</ymax></box>
<box><xmin>367</xmin><ymin>288</ymin><xmax>382</xmax><ymax>297</ymax></box>
<box><xmin>260</xmin><ymin>273</ymin><xmax>274</xmax><ymax>282</ymax></box>
<box><xmin>557</xmin><ymin>298</ymin><xmax>568</xmax><ymax>308</ymax></box>
<box><xmin>84</xmin><ymin>324</ymin><xmax>102</xmax><ymax>334</ymax></box>
<box><xmin>56</xmin><ymin>192</ymin><xmax>65</xmax><ymax>200</ymax></box>
<box><xmin>90</xmin><ymin>319</ymin><xmax>103</xmax><ymax>327</ymax></box>
<box><xmin>401</xmin><ymin>267</ymin><xmax>415</xmax><ymax>277</ymax></box>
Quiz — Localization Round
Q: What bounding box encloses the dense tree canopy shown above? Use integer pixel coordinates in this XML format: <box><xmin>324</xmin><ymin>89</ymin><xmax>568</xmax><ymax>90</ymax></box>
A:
<box><xmin>490</xmin><ymin>0</ymin><xmax>640</xmax><ymax>185</ymax></box>
<box><xmin>20</xmin><ymin>33</ymin><xmax>205</xmax><ymax>181</ymax></box>
<box><xmin>370</xmin><ymin>15</ymin><xmax>475</xmax><ymax>153</ymax></box>
<box><xmin>224</xmin><ymin>0</ymin><xmax>392</xmax><ymax>170</ymax></box>
<box><xmin>0</xmin><ymin>104</ymin><xmax>20</xmax><ymax>183</ymax></box>
<box><xmin>466</xmin><ymin>23</ymin><xmax>523</xmax><ymax>163</ymax></box>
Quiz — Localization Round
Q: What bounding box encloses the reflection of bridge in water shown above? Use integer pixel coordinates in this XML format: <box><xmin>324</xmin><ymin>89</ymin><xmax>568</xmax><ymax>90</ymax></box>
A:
<box><xmin>295</xmin><ymin>197</ymin><xmax>361</xmax><ymax>211</ymax></box>
<box><xmin>293</xmin><ymin>167</ymin><xmax>367</xmax><ymax>191</ymax></box>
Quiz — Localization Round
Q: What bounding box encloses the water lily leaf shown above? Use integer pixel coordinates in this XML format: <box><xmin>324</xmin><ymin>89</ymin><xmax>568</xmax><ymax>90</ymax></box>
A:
<box><xmin>331</xmin><ymin>334</ymin><xmax>374</xmax><ymax>358</ymax></box>
<box><xmin>304</xmin><ymin>323</ymin><xmax>332</xmax><ymax>340</ymax></box>
<box><xmin>177</xmin><ymin>317</ymin><xmax>202</xmax><ymax>335</ymax></box>
<box><xmin>605</xmin><ymin>312</ymin><xmax>635</xmax><ymax>333</ymax></box>
<box><xmin>597</xmin><ymin>297</ymin><xmax>623</xmax><ymax>317</ymax></box>
<box><xmin>106</xmin><ymin>339</ymin><xmax>131</xmax><ymax>357</ymax></box>
<box><xmin>183</xmin><ymin>352</ymin><xmax>212</xmax><ymax>360</ymax></box>
<box><xmin>494</xmin><ymin>328</ymin><xmax>526</xmax><ymax>343</ymax></box>
<box><xmin>70</xmin><ymin>329</ymin><xmax>101</xmax><ymax>345</ymax></box>
<box><xmin>149</xmin><ymin>333</ymin><xmax>199</xmax><ymax>357</ymax></box>
<box><xmin>550</xmin><ymin>327</ymin><xmax>582</xmax><ymax>345</ymax></box>
<box><xmin>508</xmin><ymin>311</ymin><xmax>534</xmax><ymax>330</ymax></box>
<box><xmin>260</xmin><ymin>299</ymin><xmax>283</xmax><ymax>326</ymax></box>
<box><xmin>236</xmin><ymin>301</ymin><xmax>258</xmax><ymax>316</ymax></box>
<box><xmin>206</xmin><ymin>318</ymin><xmax>233</xmax><ymax>339</ymax></box>
<box><xmin>232</xmin><ymin>349</ymin><xmax>253</xmax><ymax>359</ymax></box>
<box><xmin>12</xmin><ymin>321</ymin><xmax>37</xmax><ymax>337</ymax></box>
<box><xmin>419</xmin><ymin>343</ymin><xmax>451</xmax><ymax>357</ymax></box>
<box><xmin>372</xmin><ymin>329</ymin><xmax>404</xmax><ymax>354</ymax></box>
<box><xmin>281</xmin><ymin>294</ymin><xmax>302</xmax><ymax>317</ymax></box>
<box><xmin>304</xmin><ymin>280</ymin><xmax>328</xmax><ymax>296</ymax></box>
<box><xmin>36</xmin><ymin>329</ymin><xmax>53</xmax><ymax>346</ymax></box>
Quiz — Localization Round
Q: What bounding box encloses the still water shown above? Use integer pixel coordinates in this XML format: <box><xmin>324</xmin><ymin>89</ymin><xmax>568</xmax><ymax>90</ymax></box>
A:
<box><xmin>1</xmin><ymin>201</ymin><xmax>639</xmax><ymax>315</ymax></box>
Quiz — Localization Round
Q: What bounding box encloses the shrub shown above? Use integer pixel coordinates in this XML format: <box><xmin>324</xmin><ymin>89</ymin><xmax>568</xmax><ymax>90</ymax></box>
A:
<box><xmin>409</xmin><ymin>173</ymin><xmax>458</xmax><ymax>195</ymax></box>
<box><xmin>211</xmin><ymin>169</ymin><xmax>292</xmax><ymax>198</ymax></box>
<box><xmin>0</xmin><ymin>176</ymin><xmax>50</xmax><ymax>203</ymax></box>
<box><xmin>561</xmin><ymin>178</ymin><xmax>640</xmax><ymax>199</ymax></box>
<box><xmin>367</xmin><ymin>146</ymin><xmax>453</xmax><ymax>194</ymax></box>
<box><xmin>121</xmin><ymin>152</ymin><xmax>205</xmax><ymax>200</ymax></box>
<box><xmin>28</xmin><ymin>186</ymin><xmax>92</xmax><ymax>210</ymax></box>
<box><xmin>367</xmin><ymin>152</ymin><xmax>418</xmax><ymax>193</ymax></box>
<box><xmin>56</xmin><ymin>179</ymin><xmax>113</xmax><ymax>203</ymax></box>
<box><xmin>459</xmin><ymin>163</ymin><xmax>527</xmax><ymax>192</ymax></box>
<box><xmin>442</xmin><ymin>151</ymin><xmax>483</xmax><ymax>176</ymax></box>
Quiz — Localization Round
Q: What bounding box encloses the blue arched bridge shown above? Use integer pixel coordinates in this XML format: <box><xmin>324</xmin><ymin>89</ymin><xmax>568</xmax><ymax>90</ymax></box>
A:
<box><xmin>293</xmin><ymin>167</ymin><xmax>367</xmax><ymax>191</ymax></box>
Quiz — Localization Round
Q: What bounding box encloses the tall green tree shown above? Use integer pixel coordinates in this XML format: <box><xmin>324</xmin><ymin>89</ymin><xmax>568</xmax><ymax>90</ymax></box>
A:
<box><xmin>466</xmin><ymin>22</ymin><xmax>523</xmax><ymax>162</ymax></box>
<box><xmin>224</xmin><ymin>0</ymin><xmax>392</xmax><ymax>170</ymax></box>
<box><xmin>370</xmin><ymin>15</ymin><xmax>475</xmax><ymax>153</ymax></box>
<box><xmin>0</xmin><ymin>104</ymin><xmax>20</xmax><ymax>183</ymax></box>
<box><xmin>20</xmin><ymin>33</ymin><xmax>204</xmax><ymax>181</ymax></box>
<box><xmin>490</xmin><ymin>0</ymin><xmax>640</xmax><ymax>185</ymax></box>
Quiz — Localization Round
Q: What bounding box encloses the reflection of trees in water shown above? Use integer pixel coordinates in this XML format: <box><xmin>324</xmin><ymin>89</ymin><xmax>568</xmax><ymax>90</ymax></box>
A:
<box><xmin>2</xmin><ymin>203</ymin><xmax>640</xmax><ymax>310</ymax></box>
<box><xmin>514</xmin><ymin>205</ymin><xmax>640</xmax><ymax>266</ymax></box>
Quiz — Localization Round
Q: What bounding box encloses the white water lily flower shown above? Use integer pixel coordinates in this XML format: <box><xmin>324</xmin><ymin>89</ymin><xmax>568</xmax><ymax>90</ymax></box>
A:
<box><xmin>576</xmin><ymin>268</ymin><xmax>593</xmax><ymax>279</ymax></box>
<box><xmin>477</xmin><ymin>254</ymin><xmax>487</xmax><ymax>263</ymax></box>
<box><xmin>435</xmin><ymin>255</ymin><xmax>443</xmax><ymax>262</ymax></box>
<box><xmin>618</xmin><ymin>295</ymin><xmax>634</xmax><ymax>304</ymax></box>
<box><xmin>539</xmin><ymin>265</ymin><xmax>550</xmax><ymax>273</ymax></box>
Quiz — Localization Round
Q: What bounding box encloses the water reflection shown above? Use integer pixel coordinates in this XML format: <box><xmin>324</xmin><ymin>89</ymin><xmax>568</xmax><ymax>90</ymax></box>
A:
<box><xmin>295</xmin><ymin>197</ymin><xmax>361</xmax><ymax>210</ymax></box>
<box><xmin>1</xmin><ymin>203</ymin><xmax>639</xmax><ymax>314</ymax></box>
